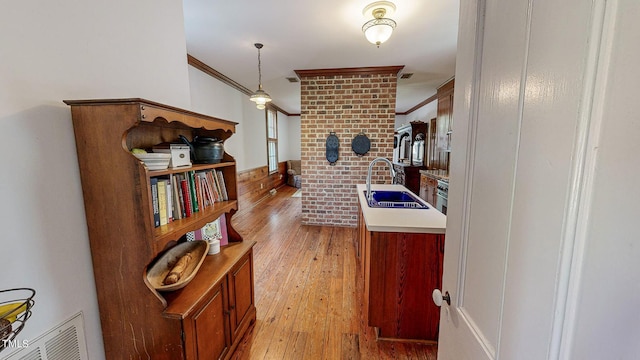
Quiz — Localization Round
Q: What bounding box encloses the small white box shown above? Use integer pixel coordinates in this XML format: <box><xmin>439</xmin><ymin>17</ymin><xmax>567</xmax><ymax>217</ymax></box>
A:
<box><xmin>153</xmin><ymin>144</ymin><xmax>191</xmax><ymax>169</ymax></box>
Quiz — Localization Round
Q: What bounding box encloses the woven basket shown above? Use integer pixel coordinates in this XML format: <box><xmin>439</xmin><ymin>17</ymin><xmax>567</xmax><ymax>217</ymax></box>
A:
<box><xmin>0</xmin><ymin>288</ymin><xmax>35</xmax><ymax>352</ymax></box>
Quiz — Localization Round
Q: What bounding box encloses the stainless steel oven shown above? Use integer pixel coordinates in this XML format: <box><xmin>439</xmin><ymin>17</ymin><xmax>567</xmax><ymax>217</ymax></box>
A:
<box><xmin>436</xmin><ymin>179</ymin><xmax>448</xmax><ymax>215</ymax></box>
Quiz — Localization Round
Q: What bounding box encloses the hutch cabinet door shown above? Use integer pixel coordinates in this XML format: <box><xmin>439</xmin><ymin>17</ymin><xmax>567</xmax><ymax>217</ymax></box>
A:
<box><xmin>228</xmin><ymin>252</ymin><xmax>254</xmax><ymax>341</ymax></box>
<box><xmin>190</xmin><ymin>284</ymin><xmax>230</xmax><ymax>360</ymax></box>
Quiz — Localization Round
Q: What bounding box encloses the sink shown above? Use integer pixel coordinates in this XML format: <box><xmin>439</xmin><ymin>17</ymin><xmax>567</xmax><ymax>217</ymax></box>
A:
<box><xmin>365</xmin><ymin>190</ymin><xmax>429</xmax><ymax>209</ymax></box>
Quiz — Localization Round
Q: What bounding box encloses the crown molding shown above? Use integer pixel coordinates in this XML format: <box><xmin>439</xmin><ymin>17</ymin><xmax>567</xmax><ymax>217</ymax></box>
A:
<box><xmin>294</xmin><ymin>65</ymin><xmax>404</xmax><ymax>78</ymax></box>
<box><xmin>188</xmin><ymin>54</ymin><xmax>250</xmax><ymax>95</ymax></box>
<box><xmin>187</xmin><ymin>54</ymin><xmax>293</xmax><ymax>116</ymax></box>
<box><xmin>188</xmin><ymin>57</ymin><xmax>438</xmax><ymax>117</ymax></box>
<box><xmin>396</xmin><ymin>93</ymin><xmax>438</xmax><ymax>115</ymax></box>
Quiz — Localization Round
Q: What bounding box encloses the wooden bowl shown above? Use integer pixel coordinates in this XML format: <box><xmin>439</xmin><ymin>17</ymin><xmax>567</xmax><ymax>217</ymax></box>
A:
<box><xmin>146</xmin><ymin>240</ymin><xmax>209</xmax><ymax>292</ymax></box>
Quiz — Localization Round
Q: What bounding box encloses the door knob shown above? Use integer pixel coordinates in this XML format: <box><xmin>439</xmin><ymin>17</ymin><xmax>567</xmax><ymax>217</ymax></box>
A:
<box><xmin>432</xmin><ymin>289</ymin><xmax>451</xmax><ymax>306</ymax></box>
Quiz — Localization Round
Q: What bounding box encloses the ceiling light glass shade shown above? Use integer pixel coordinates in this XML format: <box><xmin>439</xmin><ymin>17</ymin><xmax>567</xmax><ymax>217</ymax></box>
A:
<box><xmin>250</xmin><ymin>88</ymin><xmax>272</xmax><ymax>110</ymax></box>
<box><xmin>362</xmin><ymin>18</ymin><xmax>397</xmax><ymax>46</ymax></box>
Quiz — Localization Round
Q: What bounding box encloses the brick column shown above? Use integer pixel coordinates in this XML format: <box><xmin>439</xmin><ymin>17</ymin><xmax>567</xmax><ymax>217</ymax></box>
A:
<box><xmin>295</xmin><ymin>66</ymin><xmax>402</xmax><ymax>226</ymax></box>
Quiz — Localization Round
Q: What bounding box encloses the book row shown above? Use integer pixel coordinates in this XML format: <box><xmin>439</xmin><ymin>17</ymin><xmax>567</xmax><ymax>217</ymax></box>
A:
<box><xmin>150</xmin><ymin>169</ymin><xmax>229</xmax><ymax>227</ymax></box>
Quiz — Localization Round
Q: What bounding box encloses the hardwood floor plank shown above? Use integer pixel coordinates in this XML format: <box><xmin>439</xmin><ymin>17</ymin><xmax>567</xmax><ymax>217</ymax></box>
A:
<box><xmin>323</xmin><ymin>277</ymin><xmax>345</xmax><ymax>360</ymax></box>
<box><xmin>260</xmin><ymin>233</ymin><xmax>321</xmax><ymax>358</ymax></box>
<box><xmin>248</xmin><ymin>231</ymin><xmax>315</xmax><ymax>358</ymax></box>
<box><xmin>299</xmin><ymin>227</ymin><xmax>334</xmax><ymax>359</ymax></box>
<box><xmin>341</xmin><ymin>333</ymin><xmax>361</xmax><ymax>360</ymax></box>
<box><xmin>282</xmin><ymin>331</ymin><xmax>308</xmax><ymax>360</ymax></box>
<box><xmin>230</xmin><ymin>185</ymin><xmax>438</xmax><ymax>359</ymax></box>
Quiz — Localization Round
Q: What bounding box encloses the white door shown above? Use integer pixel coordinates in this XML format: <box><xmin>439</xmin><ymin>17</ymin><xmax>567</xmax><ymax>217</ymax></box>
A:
<box><xmin>437</xmin><ymin>0</ymin><xmax>640</xmax><ymax>359</ymax></box>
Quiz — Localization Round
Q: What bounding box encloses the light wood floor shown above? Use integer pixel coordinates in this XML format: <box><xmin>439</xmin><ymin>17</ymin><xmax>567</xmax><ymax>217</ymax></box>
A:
<box><xmin>230</xmin><ymin>185</ymin><xmax>438</xmax><ymax>360</ymax></box>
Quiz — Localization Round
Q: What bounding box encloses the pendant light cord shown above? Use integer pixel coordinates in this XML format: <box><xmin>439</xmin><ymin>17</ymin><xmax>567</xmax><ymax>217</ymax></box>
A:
<box><xmin>256</xmin><ymin>43</ymin><xmax>263</xmax><ymax>90</ymax></box>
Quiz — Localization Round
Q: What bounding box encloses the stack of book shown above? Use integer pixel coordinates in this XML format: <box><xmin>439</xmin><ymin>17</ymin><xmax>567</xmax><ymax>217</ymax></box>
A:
<box><xmin>149</xmin><ymin>169</ymin><xmax>229</xmax><ymax>227</ymax></box>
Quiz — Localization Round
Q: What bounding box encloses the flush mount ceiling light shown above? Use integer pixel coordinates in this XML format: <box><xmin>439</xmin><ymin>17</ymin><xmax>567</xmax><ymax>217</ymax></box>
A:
<box><xmin>249</xmin><ymin>43</ymin><xmax>272</xmax><ymax>110</ymax></box>
<box><xmin>362</xmin><ymin>1</ymin><xmax>397</xmax><ymax>47</ymax></box>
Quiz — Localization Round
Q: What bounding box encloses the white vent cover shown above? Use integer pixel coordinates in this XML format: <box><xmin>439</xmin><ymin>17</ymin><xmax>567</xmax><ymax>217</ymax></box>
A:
<box><xmin>1</xmin><ymin>312</ymin><xmax>88</xmax><ymax>360</ymax></box>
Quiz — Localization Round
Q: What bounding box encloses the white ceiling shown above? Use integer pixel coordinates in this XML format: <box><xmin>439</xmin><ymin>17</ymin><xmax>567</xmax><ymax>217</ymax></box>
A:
<box><xmin>182</xmin><ymin>0</ymin><xmax>460</xmax><ymax>115</ymax></box>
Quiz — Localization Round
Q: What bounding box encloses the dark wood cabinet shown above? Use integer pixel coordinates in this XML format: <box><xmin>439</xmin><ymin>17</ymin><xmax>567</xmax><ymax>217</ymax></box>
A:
<box><xmin>432</xmin><ymin>78</ymin><xmax>454</xmax><ymax>172</ymax></box>
<box><xmin>65</xmin><ymin>98</ymin><xmax>256</xmax><ymax>359</ymax></box>
<box><xmin>228</xmin><ymin>254</ymin><xmax>254</xmax><ymax>340</ymax></box>
<box><xmin>166</xmin><ymin>246</ymin><xmax>255</xmax><ymax>360</ymax></box>
<box><xmin>428</xmin><ymin>117</ymin><xmax>438</xmax><ymax>169</ymax></box>
<box><xmin>393</xmin><ymin>163</ymin><xmax>423</xmax><ymax>195</ymax></box>
<box><xmin>357</xmin><ymin>207</ymin><xmax>445</xmax><ymax>342</ymax></box>
<box><xmin>393</xmin><ymin>121</ymin><xmax>427</xmax><ymax>194</ymax></box>
<box><xmin>395</xmin><ymin>121</ymin><xmax>428</xmax><ymax>166</ymax></box>
<box><xmin>190</xmin><ymin>284</ymin><xmax>229</xmax><ymax>359</ymax></box>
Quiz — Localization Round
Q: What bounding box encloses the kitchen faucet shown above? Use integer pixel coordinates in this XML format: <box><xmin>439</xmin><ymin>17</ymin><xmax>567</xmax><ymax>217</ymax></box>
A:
<box><xmin>366</xmin><ymin>157</ymin><xmax>396</xmax><ymax>204</ymax></box>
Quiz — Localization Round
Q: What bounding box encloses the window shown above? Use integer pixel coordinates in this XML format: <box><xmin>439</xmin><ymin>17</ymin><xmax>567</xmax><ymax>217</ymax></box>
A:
<box><xmin>267</xmin><ymin>108</ymin><xmax>278</xmax><ymax>174</ymax></box>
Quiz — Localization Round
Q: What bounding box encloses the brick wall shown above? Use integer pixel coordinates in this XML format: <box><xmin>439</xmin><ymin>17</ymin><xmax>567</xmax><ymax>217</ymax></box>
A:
<box><xmin>295</xmin><ymin>67</ymin><xmax>402</xmax><ymax>227</ymax></box>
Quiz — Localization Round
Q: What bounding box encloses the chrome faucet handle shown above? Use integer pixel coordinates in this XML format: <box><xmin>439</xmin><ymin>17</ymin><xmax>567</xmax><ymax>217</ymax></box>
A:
<box><xmin>366</xmin><ymin>157</ymin><xmax>395</xmax><ymax>204</ymax></box>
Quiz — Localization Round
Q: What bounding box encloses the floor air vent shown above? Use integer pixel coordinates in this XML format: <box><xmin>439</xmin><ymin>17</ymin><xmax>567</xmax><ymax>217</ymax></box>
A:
<box><xmin>2</xmin><ymin>312</ymin><xmax>88</xmax><ymax>360</ymax></box>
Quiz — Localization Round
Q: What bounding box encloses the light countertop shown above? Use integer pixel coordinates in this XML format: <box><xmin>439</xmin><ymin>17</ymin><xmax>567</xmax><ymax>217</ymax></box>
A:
<box><xmin>419</xmin><ymin>169</ymin><xmax>449</xmax><ymax>181</ymax></box>
<box><xmin>357</xmin><ymin>184</ymin><xmax>446</xmax><ymax>234</ymax></box>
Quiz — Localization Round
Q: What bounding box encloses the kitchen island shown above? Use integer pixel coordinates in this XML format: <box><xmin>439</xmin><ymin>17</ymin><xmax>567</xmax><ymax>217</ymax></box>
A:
<box><xmin>356</xmin><ymin>184</ymin><xmax>446</xmax><ymax>343</ymax></box>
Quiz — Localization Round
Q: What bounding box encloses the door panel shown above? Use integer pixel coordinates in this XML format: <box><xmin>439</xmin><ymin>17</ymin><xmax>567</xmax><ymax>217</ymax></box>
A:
<box><xmin>193</xmin><ymin>285</ymin><xmax>228</xmax><ymax>360</ymax></box>
<box><xmin>439</xmin><ymin>0</ymin><xmax>610</xmax><ymax>359</ymax></box>
<box><xmin>440</xmin><ymin>0</ymin><xmax>530</xmax><ymax>356</ymax></box>
<box><xmin>230</xmin><ymin>254</ymin><xmax>254</xmax><ymax>339</ymax></box>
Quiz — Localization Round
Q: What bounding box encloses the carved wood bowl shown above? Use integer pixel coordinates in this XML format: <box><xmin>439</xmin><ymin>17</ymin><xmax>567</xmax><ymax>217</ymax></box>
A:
<box><xmin>146</xmin><ymin>240</ymin><xmax>209</xmax><ymax>292</ymax></box>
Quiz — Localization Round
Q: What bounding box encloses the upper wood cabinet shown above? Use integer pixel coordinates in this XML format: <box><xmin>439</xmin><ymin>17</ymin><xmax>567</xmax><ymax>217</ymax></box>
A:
<box><xmin>65</xmin><ymin>98</ymin><xmax>256</xmax><ymax>359</ymax></box>
<box><xmin>432</xmin><ymin>78</ymin><xmax>455</xmax><ymax>172</ymax></box>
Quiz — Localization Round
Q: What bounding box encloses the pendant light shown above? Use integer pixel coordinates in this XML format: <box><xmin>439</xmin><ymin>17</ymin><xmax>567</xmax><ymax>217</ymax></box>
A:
<box><xmin>362</xmin><ymin>1</ymin><xmax>397</xmax><ymax>47</ymax></box>
<box><xmin>249</xmin><ymin>43</ymin><xmax>272</xmax><ymax>110</ymax></box>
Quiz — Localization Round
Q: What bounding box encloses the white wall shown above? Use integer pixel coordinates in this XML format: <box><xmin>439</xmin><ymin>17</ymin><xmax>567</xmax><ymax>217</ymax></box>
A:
<box><xmin>188</xmin><ymin>66</ymin><xmax>248</xmax><ymax>169</ymax></box>
<box><xmin>395</xmin><ymin>99</ymin><xmax>438</xmax><ymax>129</ymax></box>
<box><xmin>0</xmin><ymin>1</ymin><xmax>190</xmax><ymax>358</ymax></box>
<box><xmin>569</xmin><ymin>1</ymin><xmax>640</xmax><ymax>358</ymax></box>
<box><xmin>188</xmin><ymin>65</ymin><xmax>299</xmax><ymax>171</ymax></box>
<box><xmin>279</xmin><ymin>115</ymin><xmax>301</xmax><ymax>161</ymax></box>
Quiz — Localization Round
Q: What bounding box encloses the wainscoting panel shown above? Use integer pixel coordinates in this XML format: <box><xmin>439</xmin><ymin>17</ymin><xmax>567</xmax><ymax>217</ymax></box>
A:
<box><xmin>236</xmin><ymin>162</ymin><xmax>287</xmax><ymax>214</ymax></box>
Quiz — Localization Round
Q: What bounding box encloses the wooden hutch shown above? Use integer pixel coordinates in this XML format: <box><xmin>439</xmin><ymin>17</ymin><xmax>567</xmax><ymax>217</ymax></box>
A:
<box><xmin>65</xmin><ymin>98</ymin><xmax>256</xmax><ymax>359</ymax></box>
<box><xmin>393</xmin><ymin>121</ymin><xmax>428</xmax><ymax>194</ymax></box>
